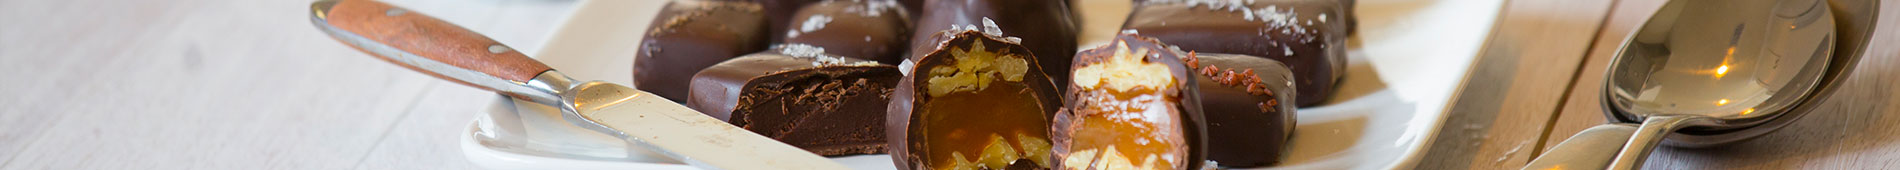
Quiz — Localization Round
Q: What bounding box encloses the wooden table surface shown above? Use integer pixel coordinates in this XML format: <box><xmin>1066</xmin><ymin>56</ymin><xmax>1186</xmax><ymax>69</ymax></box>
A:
<box><xmin>1423</xmin><ymin>0</ymin><xmax>1900</xmax><ymax>169</ymax></box>
<box><xmin>2</xmin><ymin>0</ymin><xmax>1894</xmax><ymax>169</ymax></box>
<box><xmin>0</xmin><ymin>0</ymin><xmax>573</xmax><ymax>169</ymax></box>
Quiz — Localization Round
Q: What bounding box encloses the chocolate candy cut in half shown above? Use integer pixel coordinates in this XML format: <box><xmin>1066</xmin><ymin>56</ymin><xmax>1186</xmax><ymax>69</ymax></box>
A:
<box><xmin>634</xmin><ymin>0</ymin><xmax>770</xmax><ymax>101</ymax></box>
<box><xmin>781</xmin><ymin>0</ymin><xmax>912</xmax><ymax>64</ymax></box>
<box><xmin>887</xmin><ymin>30</ymin><xmax>1064</xmax><ymax>170</ymax></box>
<box><xmin>908</xmin><ymin>0</ymin><xmax>1078</xmax><ymax>90</ymax></box>
<box><xmin>687</xmin><ymin>45</ymin><xmax>901</xmax><ymax>156</ymax></box>
<box><xmin>1124</xmin><ymin>0</ymin><xmax>1352</xmax><ymax>106</ymax></box>
<box><xmin>1053</xmin><ymin>34</ymin><xmax>1207</xmax><ymax>170</ymax></box>
<box><xmin>1183</xmin><ymin>53</ymin><xmax>1299</xmax><ymax>167</ymax></box>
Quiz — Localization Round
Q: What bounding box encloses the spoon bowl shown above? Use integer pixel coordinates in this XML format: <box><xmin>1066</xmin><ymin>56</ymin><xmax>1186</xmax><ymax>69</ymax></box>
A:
<box><xmin>1603</xmin><ymin>0</ymin><xmax>1835</xmax><ymax>131</ymax></box>
<box><xmin>1527</xmin><ymin>0</ymin><xmax>1839</xmax><ymax>169</ymax></box>
<box><xmin>1636</xmin><ymin>0</ymin><xmax>1880</xmax><ymax>148</ymax></box>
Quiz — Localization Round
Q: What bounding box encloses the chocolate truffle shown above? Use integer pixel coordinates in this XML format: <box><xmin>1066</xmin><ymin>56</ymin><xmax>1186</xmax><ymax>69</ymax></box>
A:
<box><xmin>1340</xmin><ymin>0</ymin><xmax>1357</xmax><ymax>34</ymax></box>
<box><xmin>1130</xmin><ymin>0</ymin><xmax>1355</xmax><ymax>32</ymax></box>
<box><xmin>1124</xmin><ymin>0</ymin><xmax>1352</xmax><ymax>106</ymax></box>
<box><xmin>758</xmin><ymin>0</ymin><xmax>823</xmax><ymax>42</ymax></box>
<box><xmin>895</xmin><ymin>0</ymin><xmax>1081</xmax><ymax>28</ymax></box>
<box><xmin>897</xmin><ymin>0</ymin><xmax>924</xmax><ymax>19</ymax></box>
<box><xmin>634</xmin><ymin>0</ymin><xmax>769</xmax><ymax>101</ymax></box>
<box><xmin>781</xmin><ymin>0</ymin><xmax>912</xmax><ymax>64</ymax></box>
<box><xmin>688</xmin><ymin>45</ymin><xmax>901</xmax><ymax>156</ymax></box>
<box><xmin>908</xmin><ymin>0</ymin><xmax>1078</xmax><ymax>90</ymax></box>
<box><xmin>887</xmin><ymin>30</ymin><xmax>1064</xmax><ymax>170</ymax></box>
<box><xmin>1053</xmin><ymin>34</ymin><xmax>1207</xmax><ymax>170</ymax></box>
<box><xmin>1183</xmin><ymin>53</ymin><xmax>1299</xmax><ymax>167</ymax></box>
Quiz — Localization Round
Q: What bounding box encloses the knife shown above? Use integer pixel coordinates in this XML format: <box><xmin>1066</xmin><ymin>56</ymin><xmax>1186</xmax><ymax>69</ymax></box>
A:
<box><xmin>307</xmin><ymin>1</ymin><xmax>847</xmax><ymax>169</ymax></box>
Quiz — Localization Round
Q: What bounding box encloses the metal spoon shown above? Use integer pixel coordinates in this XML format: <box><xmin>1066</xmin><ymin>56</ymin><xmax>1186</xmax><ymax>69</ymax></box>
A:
<box><xmin>1526</xmin><ymin>0</ymin><xmax>1836</xmax><ymax>169</ymax></box>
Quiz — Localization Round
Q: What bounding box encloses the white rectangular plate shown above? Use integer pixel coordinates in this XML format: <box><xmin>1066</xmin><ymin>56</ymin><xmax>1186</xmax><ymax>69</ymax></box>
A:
<box><xmin>460</xmin><ymin>0</ymin><xmax>1504</xmax><ymax>169</ymax></box>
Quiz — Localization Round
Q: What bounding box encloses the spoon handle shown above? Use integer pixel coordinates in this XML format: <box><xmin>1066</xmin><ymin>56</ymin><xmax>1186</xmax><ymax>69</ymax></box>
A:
<box><xmin>1607</xmin><ymin>116</ymin><xmax>1714</xmax><ymax>170</ymax></box>
<box><xmin>1524</xmin><ymin>116</ymin><xmax>1718</xmax><ymax>170</ymax></box>
<box><xmin>1524</xmin><ymin>124</ymin><xmax>1638</xmax><ymax>170</ymax></box>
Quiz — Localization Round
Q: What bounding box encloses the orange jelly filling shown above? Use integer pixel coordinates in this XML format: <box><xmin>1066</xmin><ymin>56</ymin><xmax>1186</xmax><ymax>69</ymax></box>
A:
<box><xmin>917</xmin><ymin>82</ymin><xmax>1053</xmax><ymax>169</ymax></box>
<box><xmin>1066</xmin><ymin>87</ymin><xmax>1184</xmax><ymax>170</ymax></box>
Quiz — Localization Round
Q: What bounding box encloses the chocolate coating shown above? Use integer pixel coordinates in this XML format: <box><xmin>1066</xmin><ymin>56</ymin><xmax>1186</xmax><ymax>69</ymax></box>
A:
<box><xmin>1340</xmin><ymin>0</ymin><xmax>1357</xmax><ymax>34</ymax></box>
<box><xmin>634</xmin><ymin>1</ymin><xmax>770</xmax><ymax>101</ymax></box>
<box><xmin>897</xmin><ymin>0</ymin><xmax>924</xmax><ymax>19</ymax></box>
<box><xmin>891</xmin><ymin>0</ymin><xmax>1082</xmax><ymax>28</ymax></box>
<box><xmin>782</xmin><ymin>0</ymin><xmax>912</xmax><ymax>64</ymax></box>
<box><xmin>1131</xmin><ymin>0</ymin><xmax>1356</xmax><ymax>32</ymax></box>
<box><xmin>1124</xmin><ymin>0</ymin><xmax>1352</xmax><ymax>106</ymax></box>
<box><xmin>1183</xmin><ymin>53</ymin><xmax>1298</xmax><ymax>167</ymax></box>
<box><xmin>758</xmin><ymin>0</ymin><xmax>824</xmax><ymax>42</ymax></box>
<box><xmin>688</xmin><ymin>48</ymin><xmax>900</xmax><ymax>156</ymax></box>
<box><xmin>888</xmin><ymin>30</ymin><xmax>1063</xmax><ymax>170</ymax></box>
<box><xmin>1053</xmin><ymin>34</ymin><xmax>1206</xmax><ymax>170</ymax></box>
<box><xmin>908</xmin><ymin>0</ymin><xmax>1078</xmax><ymax>90</ymax></box>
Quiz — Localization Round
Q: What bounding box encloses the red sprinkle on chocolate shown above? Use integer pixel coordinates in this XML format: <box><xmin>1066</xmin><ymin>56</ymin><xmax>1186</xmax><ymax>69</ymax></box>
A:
<box><xmin>1182</xmin><ymin>53</ymin><xmax>1281</xmax><ymax>111</ymax></box>
<box><xmin>1183</xmin><ymin>52</ymin><xmax>1202</xmax><ymax>66</ymax></box>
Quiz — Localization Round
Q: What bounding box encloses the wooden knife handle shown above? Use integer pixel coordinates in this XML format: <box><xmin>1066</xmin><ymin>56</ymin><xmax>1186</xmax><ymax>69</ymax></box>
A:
<box><xmin>311</xmin><ymin>0</ymin><xmax>552</xmax><ymax>88</ymax></box>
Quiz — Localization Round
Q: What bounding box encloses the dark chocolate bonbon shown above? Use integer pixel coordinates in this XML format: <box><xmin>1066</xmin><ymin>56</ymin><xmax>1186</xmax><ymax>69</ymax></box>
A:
<box><xmin>887</xmin><ymin>30</ymin><xmax>1064</xmax><ymax>170</ymax></box>
<box><xmin>634</xmin><ymin>0</ymin><xmax>771</xmax><ymax>101</ymax></box>
<box><xmin>1124</xmin><ymin>0</ymin><xmax>1353</xmax><ymax>106</ymax></box>
<box><xmin>1184</xmin><ymin>53</ymin><xmax>1299</xmax><ymax>167</ymax></box>
<box><xmin>688</xmin><ymin>45</ymin><xmax>901</xmax><ymax>156</ymax></box>
<box><xmin>1053</xmin><ymin>34</ymin><xmax>1207</xmax><ymax>170</ymax></box>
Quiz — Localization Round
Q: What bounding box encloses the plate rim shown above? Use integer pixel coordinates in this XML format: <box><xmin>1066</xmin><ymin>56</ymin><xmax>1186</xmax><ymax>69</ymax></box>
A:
<box><xmin>459</xmin><ymin>0</ymin><xmax>1512</xmax><ymax>169</ymax></box>
<box><xmin>1385</xmin><ymin>3</ymin><xmax>1510</xmax><ymax>169</ymax></box>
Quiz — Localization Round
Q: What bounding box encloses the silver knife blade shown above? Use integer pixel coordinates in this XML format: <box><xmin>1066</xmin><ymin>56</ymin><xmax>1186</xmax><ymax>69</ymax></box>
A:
<box><xmin>559</xmin><ymin>81</ymin><xmax>849</xmax><ymax>170</ymax></box>
<box><xmin>306</xmin><ymin>1</ymin><xmax>841</xmax><ymax>168</ymax></box>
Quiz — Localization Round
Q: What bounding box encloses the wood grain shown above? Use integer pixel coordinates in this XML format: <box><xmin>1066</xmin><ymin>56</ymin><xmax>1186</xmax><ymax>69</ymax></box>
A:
<box><xmin>324</xmin><ymin>0</ymin><xmax>551</xmax><ymax>83</ymax></box>
<box><xmin>1539</xmin><ymin>0</ymin><xmax>1666</xmax><ymax>160</ymax></box>
<box><xmin>0</xmin><ymin>0</ymin><xmax>436</xmax><ymax>167</ymax></box>
<box><xmin>6</xmin><ymin>0</ymin><xmax>1896</xmax><ymax>168</ymax></box>
<box><xmin>1413</xmin><ymin>0</ymin><xmax>1615</xmax><ymax>169</ymax></box>
<box><xmin>351</xmin><ymin>86</ymin><xmax>492</xmax><ymax>170</ymax></box>
<box><xmin>0</xmin><ymin>0</ymin><xmax>574</xmax><ymax>169</ymax></box>
<box><xmin>1542</xmin><ymin>0</ymin><xmax>1900</xmax><ymax>169</ymax></box>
